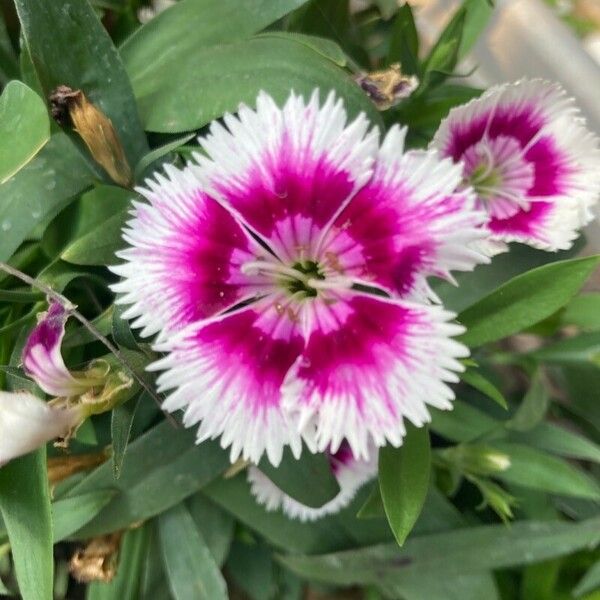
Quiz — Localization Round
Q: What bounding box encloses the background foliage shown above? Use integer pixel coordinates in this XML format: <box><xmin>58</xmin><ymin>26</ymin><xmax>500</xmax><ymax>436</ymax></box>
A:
<box><xmin>0</xmin><ymin>0</ymin><xmax>599</xmax><ymax>598</ymax></box>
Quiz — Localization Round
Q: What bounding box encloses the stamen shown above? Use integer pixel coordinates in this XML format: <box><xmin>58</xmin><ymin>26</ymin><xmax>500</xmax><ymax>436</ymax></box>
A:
<box><xmin>241</xmin><ymin>260</ymin><xmax>306</xmax><ymax>281</ymax></box>
<box><xmin>471</xmin><ymin>142</ymin><xmax>496</xmax><ymax>185</ymax></box>
<box><xmin>476</xmin><ymin>185</ymin><xmax>529</xmax><ymax>207</ymax></box>
<box><xmin>307</xmin><ymin>277</ymin><xmax>353</xmax><ymax>291</ymax></box>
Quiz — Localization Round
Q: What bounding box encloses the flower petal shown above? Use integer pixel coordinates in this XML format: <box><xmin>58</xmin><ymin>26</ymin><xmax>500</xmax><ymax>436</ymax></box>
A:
<box><xmin>111</xmin><ymin>164</ymin><xmax>275</xmax><ymax>338</ymax></box>
<box><xmin>283</xmin><ymin>291</ymin><xmax>467</xmax><ymax>459</ymax></box>
<box><xmin>0</xmin><ymin>391</ymin><xmax>81</xmax><ymax>466</ymax></box>
<box><xmin>22</xmin><ymin>302</ymin><xmax>89</xmax><ymax>397</ymax></box>
<box><xmin>247</xmin><ymin>442</ymin><xmax>377</xmax><ymax>521</ymax></box>
<box><xmin>149</xmin><ymin>295</ymin><xmax>307</xmax><ymax>465</ymax></box>
<box><xmin>194</xmin><ymin>90</ymin><xmax>379</xmax><ymax>261</ymax></box>
<box><xmin>432</xmin><ymin>79</ymin><xmax>600</xmax><ymax>251</ymax></box>
<box><xmin>322</xmin><ymin>125</ymin><xmax>488</xmax><ymax>300</ymax></box>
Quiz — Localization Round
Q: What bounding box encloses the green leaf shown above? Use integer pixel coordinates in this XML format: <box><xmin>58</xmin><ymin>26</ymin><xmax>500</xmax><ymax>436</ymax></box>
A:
<box><xmin>122</xmin><ymin>0</ymin><xmax>309</xmax><ymax>84</ymax></box>
<box><xmin>60</xmin><ymin>186</ymin><xmax>132</xmax><ymax>266</ymax></box>
<box><xmin>506</xmin><ymin>371</ymin><xmax>549</xmax><ymax>432</ymax></box>
<box><xmin>14</xmin><ymin>0</ymin><xmax>148</xmax><ymax>167</ymax></box>
<box><xmin>258</xmin><ymin>446</ymin><xmax>340</xmax><ymax>508</ymax></box>
<box><xmin>111</xmin><ymin>393</ymin><xmax>141</xmax><ymax>479</ymax></box>
<box><xmin>0</xmin><ymin>133</ymin><xmax>95</xmax><ymax>262</ymax></box>
<box><xmin>66</xmin><ymin>420</ymin><xmax>229</xmax><ymax>537</ymax></box>
<box><xmin>131</xmin><ymin>35</ymin><xmax>381</xmax><ymax>134</ymax></box>
<box><xmin>52</xmin><ymin>490</ymin><xmax>115</xmax><ymax>541</ymax></box>
<box><xmin>530</xmin><ymin>333</ymin><xmax>600</xmax><ymax>367</ymax></box>
<box><xmin>492</xmin><ymin>442</ymin><xmax>600</xmax><ymax>500</ymax></box>
<box><xmin>134</xmin><ymin>132</ymin><xmax>195</xmax><ymax>180</ymax></box>
<box><xmin>186</xmin><ymin>494</ymin><xmax>234</xmax><ymax>567</ymax></box>
<box><xmin>226</xmin><ymin>541</ymin><xmax>276</xmax><ymax>600</ymax></box>
<box><xmin>0</xmin><ymin>81</ymin><xmax>50</xmax><ymax>184</ymax></box>
<box><xmin>461</xmin><ymin>368</ymin><xmax>508</xmax><ymax>409</ymax></box>
<box><xmin>457</xmin><ymin>0</ymin><xmax>494</xmax><ymax>60</ymax></box>
<box><xmin>112</xmin><ymin>303</ymin><xmax>140</xmax><ymax>351</ymax></box>
<box><xmin>356</xmin><ymin>484</ymin><xmax>385</xmax><ymax>519</ymax></box>
<box><xmin>430</xmin><ymin>400</ymin><xmax>498</xmax><ymax>443</ymax></box>
<box><xmin>379</xmin><ymin>425</ymin><xmax>431</xmax><ymax>546</ymax></box>
<box><xmin>0</xmin><ymin>449</ymin><xmax>53</xmax><ymax>600</ymax></box>
<box><xmin>87</xmin><ymin>525</ymin><xmax>150</xmax><ymax>600</ymax></box>
<box><xmin>507</xmin><ymin>422</ymin><xmax>600</xmax><ymax>464</ymax></box>
<box><xmin>562</xmin><ymin>293</ymin><xmax>600</xmax><ymax>332</ymax></box>
<box><xmin>574</xmin><ymin>558</ymin><xmax>600</xmax><ymax>598</ymax></box>
<box><xmin>278</xmin><ymin>516</ymin><xmax>600</xmax><ymax>588</ymax></box>
<box><xmin>435</xmin><ymin>240</ymin><xmax>586</xmax><ymax>314</ymax></box>
<box><xmin>458</xmin><ymin>256</ymin><xmax>600</xmax><ymax>347</ymax></box>
<box><xmin>422</xmin><ymin>7</ymin><xmax>465</xmax><ymax>88</ymax></box>
<box><xmin>158</xmin><ymin>504</ymin><xmax>227</xmax><ymax>600</ymax></box>
<box><xmin>61</xmin><ymin>208</ymin><xmax>128</xmax><ymax>265</ymax></box>
<box><xmin>44</xmin><ymin>184</ymin><xmax>131</xmax><ymax>258</ymax></box>
<box><xmin>203</xmin><ymin>474</ymin><xmax>353</xmax><ymax>554</ymax></box>
<box><xmin>257</xmin><ymin>31</ymin><xmax>347</xmax><ymax>67</ymax></box>
<box><xmin>388</xmin><ymin>4</ymin><xmax>419</xmax><ymax>75</ymax></box>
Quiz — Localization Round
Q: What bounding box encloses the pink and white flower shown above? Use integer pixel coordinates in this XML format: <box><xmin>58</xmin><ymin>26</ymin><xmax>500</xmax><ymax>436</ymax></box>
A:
<box><xmin>432</xmin><ymin>79</ymin><xmax>600</xmax><ymax>254</ymax></box>
<box><xmin>247</xmin><ymin>442</ymin><xmax>378</xmax><ymax>521</ymax></box>
<box><xmin>22</xmin><ymin>301</ymin><xmax>103</xmax><ymax>398</ymax></box>
<box><xmin>116</xmin><ymin>90</ymin><xmax>487</xmax><ymax>465</ymax></box>
<box><xmin>0</xmin><ymin>391</ymin><xmax>82</xmax><ymax>466</ymax></box>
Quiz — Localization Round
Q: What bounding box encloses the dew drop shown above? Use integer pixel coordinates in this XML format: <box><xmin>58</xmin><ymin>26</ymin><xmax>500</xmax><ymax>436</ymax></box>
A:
<box><xmin>1</xmin><ymin>220</ymin><xmax>12</xmax><ymax>232</ymax></box>
<box><xmin>45</xmin><ymin>180</ymin><xmax>56</xmax><ymax>191</ymax></box>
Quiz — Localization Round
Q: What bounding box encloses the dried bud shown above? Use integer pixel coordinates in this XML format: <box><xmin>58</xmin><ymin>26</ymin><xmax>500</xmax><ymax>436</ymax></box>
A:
<box><xmin>70</xmin><ymin>533</ymin><xmax>122</xmax><ymax>583</ymax></box>
<box><xmin>355</xmin><ymin>63</ymin><xmax>419</xmax><ymax>110</ymax></box>
<box><xmin>49</xmin><ymin>86</ymin><xmax>133</xmax><ymax>187</ymax></box>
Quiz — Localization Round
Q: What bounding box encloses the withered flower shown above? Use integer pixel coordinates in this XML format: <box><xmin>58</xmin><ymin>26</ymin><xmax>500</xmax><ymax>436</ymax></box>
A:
<box><xmin>49</xmin><ymin>85</ymin><xmax>133</xmax><ymax>187</ymax></box>
<box><xmin>70</xmin><ymin>533</ymin><xmax>122</xmax><ymax>583</ymax></box>
<box><xmin>355</xmin><ymin>63</ymin><xmax>419</xmax><ymax>110</ymax></box>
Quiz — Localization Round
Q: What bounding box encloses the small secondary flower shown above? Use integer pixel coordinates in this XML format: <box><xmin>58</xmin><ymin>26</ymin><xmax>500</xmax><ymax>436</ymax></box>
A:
<box><xmin>432</xmin><ymin>79</ymin><xmax>600</xmax><ymax>254</ymax></box>
<box><xmin>247</xmin><ymin>442</ymin><xmax>377</xmax><ymax>521</ymax></box>
<box><xmin>115</xmin><ymin>90</ymin><xmax>487</xmax><ymax>465</ymax></box>
<box><xmin>22</xmin><ymin>301</ymin><xmax>105</xmax><ymax>398</ymax></box>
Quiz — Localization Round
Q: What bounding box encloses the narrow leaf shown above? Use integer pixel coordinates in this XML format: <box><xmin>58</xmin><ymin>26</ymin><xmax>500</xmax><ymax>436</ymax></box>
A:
<box><xmin>258</xmin><ymin>446</ymin><xmax>340</xmax><ymax>508</ymax></box>
<box><xmin>0</xmin><ymin>81</ymin><xmax>50</xmax><ymax>183</ymax></box>
<box><xmin>461</xmin><ymin>368</ymin><xmax>507</xmax><ymax>409</ymax></box>
<box><xmin>158</xmin><ymin>504</ymin><xmax>227</xmax><ymax>600</ymax></box>
<box><xmin>458</xmin><ymin>256</ymin><xmax>600</xmax><ymax>347</ymax></box>
<box><xmin>493</xmin><ymin>442</ymin><xmax>600</xmax><ymax>500</ymax></box>
<box><xmin>0</xmin><ymin>449</ymin><xmax>53</xmax><ymax>600</ymax></box>
<box><xmin>111</xmin><ymin>394</ymin><xmax>141</xmax><ymax>479</ymax></box>
<box><xmin>14</xmin><ymin>0</ymin><xmax>147</xmax><ymax>165</ymax></box>
<box><xmin>506</xmin><ymin>371</ymin><xmax>549</xmax><ymax>432</ymax></box>
<box><xmin>379</xmin><ymin>424</ymin><xmax>431</xmax><ymax>546</ymax></box>
<box><xmin>52</xmin><ymin>490</ymin><xmax>115</xmax><ymax>541</ymax></box>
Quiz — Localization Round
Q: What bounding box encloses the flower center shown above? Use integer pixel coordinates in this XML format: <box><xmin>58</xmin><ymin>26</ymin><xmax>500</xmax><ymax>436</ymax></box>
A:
<box><xmin>287</xmin><ymin>260</ymin><xmax>325</xmax><ymax>297</ymax></box>
<box><xmin>241</xmin><ymin>257</ymin><xmax>351</xmax><ymax>299</ymax></box>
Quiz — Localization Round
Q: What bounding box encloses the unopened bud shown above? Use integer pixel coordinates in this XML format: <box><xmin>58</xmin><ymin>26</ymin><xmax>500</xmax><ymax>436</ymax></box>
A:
<box><xmin>355</xmin><ymin>63</ymin><xmax>419</xmax><ymax>110</ymax></box>
<box><xmin>49</xmin><ymin>86</ymin><xmax>133</xmax><ymax>187</ymax></box>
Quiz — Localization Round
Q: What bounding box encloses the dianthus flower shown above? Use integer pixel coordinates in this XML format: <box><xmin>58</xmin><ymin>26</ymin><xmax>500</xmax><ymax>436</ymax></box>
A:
<box><xmin>113</xmin><ymin>91</ymin><xmax>487</xmax><ymax>465</ymax></box>
<box><xmin>432</xmin><ymin>79</ymin><xmax>600</xmax><ymax>254</ymax></box>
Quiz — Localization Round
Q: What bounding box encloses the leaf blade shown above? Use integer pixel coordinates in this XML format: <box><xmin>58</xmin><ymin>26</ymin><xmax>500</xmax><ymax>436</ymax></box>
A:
<box><xmin>458</xmin><ymin>256</ymin><xmax>600</xmax><ymax>347</ymax></box>
<box><xmin>379</xmin><ymin>425</ymin><xmax>431</xmax><ymax>546</ymax></box>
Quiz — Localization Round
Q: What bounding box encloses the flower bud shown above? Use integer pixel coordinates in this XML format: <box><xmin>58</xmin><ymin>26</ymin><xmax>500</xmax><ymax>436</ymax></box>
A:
<box><xmin>0</xmin><ymin>391</ymin><xmax>83</xmax><ymax>466</ymax></box>
<box><xmin>355</xmin><ymin>63</ymin><xmax>419</xmax><ymax>110</ymax></box>
<box><xmin>49</xmin><ymin>86</ymin><xmax>132</xmax><ymax>187</ymax></box>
